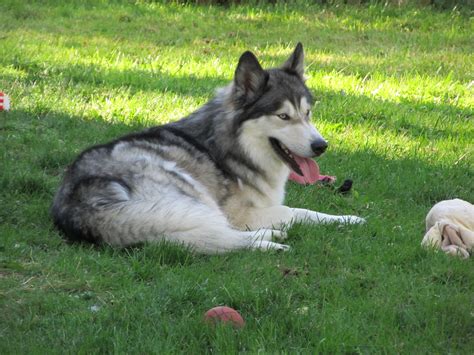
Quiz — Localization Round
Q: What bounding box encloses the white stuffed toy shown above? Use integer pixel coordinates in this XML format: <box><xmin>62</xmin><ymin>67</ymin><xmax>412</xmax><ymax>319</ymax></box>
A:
<box><xmin>422</xmin><ymin>199</ymin><xmax>474</xmax><ymax>258</ymax></box>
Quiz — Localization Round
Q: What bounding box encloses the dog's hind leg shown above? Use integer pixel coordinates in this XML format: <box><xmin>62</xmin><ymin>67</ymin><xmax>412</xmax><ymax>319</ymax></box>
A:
<box><xmin>166</xmin><ymin>223</ymin><xmax>290</xmax><ymax>254</ymax></box>
<box><xmin>92</xmin><ymin>196</ymin><xmax>289</xmax><ymax>254</ymax></box>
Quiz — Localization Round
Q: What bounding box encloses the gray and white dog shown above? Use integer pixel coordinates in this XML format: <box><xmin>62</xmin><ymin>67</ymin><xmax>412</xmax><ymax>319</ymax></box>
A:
<box><xmin>52</xmin><ymin>43</ymin><xmax>365</xmax><ymax>253</ymax></box>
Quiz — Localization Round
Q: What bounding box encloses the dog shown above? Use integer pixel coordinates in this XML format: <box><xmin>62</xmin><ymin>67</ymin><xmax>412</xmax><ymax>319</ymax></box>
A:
<box><xmin>51</xmin><ymin>43</ymin><xmax>365</xmax><ymax>254</ymax></box>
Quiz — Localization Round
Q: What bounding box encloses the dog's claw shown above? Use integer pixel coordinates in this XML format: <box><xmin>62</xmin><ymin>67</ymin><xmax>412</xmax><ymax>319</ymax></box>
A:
<box><xmin>253</xmin><ymin>240</ymin><xmax>290</xmax><ymax>252</ymax></box>
<box><xmin>277</xmin><ymin>243</ymin><xmax>291</xmax><ymax>251</ymax></box>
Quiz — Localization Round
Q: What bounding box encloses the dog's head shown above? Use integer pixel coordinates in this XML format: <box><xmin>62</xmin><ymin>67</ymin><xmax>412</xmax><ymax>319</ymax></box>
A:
<box><xmin>231</xmin><ymin>43</ymin><xmax>326</xmax><ymax>182</ymax></box>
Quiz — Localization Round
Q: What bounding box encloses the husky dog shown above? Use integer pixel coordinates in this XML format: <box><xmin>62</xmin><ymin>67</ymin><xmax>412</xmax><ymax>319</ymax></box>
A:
<box><xmin>51</xmin><ymin>43</ymin><xmax>365</xmax><ymax>253</ymax></box>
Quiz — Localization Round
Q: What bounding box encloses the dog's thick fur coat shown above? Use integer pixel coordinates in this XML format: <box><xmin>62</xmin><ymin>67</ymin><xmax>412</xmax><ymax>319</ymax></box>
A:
<box><xmin>52</xmin><ymin>43</ymin><xmax>365</xmax><ymax>253</ymax></box>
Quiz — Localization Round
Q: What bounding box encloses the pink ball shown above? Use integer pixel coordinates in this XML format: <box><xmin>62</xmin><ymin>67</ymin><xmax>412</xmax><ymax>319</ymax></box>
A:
<box><xmin>204</xmin><ymin>306</ymin><xmax>245</xmax><ymax>328</ymax></box>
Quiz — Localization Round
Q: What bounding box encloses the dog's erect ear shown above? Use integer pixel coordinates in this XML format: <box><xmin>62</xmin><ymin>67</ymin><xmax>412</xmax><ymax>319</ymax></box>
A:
<box><xmin>234</xmin><ymin>51</ymin><xmax>268</xmax><ymax>102</ymax></box>
<box><xmin>281</xmin><ymin>42</ymin><xmax>305</xmax><ymax>80</ymax></box>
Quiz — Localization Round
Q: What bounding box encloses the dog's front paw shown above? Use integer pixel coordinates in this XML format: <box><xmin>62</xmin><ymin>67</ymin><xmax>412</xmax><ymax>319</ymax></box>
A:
<box><xmin>253</xmin><ymin>241</ymin><xmax>290</xmax><ymax>252</ymax></box>
<box><xmin>344</xmin><ymin>215</ymin><xmax>366</xmax><ymax>224</ymax></box>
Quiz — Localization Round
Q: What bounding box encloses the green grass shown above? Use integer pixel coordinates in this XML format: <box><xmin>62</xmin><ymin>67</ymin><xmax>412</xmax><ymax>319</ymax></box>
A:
<box><xmin>1</xmin><ymin>0</ymin><xmax>473</xmax><ymax>353</ymax></box>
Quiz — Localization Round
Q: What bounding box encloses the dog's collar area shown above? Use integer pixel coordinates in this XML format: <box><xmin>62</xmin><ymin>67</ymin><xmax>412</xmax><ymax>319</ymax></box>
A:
<box><xmin>269</xmin><ymin>138</ymin><xmax>303</xmax><ymax>176</ymax></box>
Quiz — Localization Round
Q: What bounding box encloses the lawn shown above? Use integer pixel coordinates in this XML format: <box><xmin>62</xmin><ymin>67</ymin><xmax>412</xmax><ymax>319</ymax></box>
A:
<box><xmin>0</xmin><ymin>0</ymin><xmax>473</xmax><ymax>353</ymax></box>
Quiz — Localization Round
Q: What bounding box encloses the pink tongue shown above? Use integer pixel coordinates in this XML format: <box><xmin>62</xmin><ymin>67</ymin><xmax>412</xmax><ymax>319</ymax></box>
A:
<box><xmin>288</xmin><ymin>156</ymin><xmax>320</xmax><ymax>184</ymax></box>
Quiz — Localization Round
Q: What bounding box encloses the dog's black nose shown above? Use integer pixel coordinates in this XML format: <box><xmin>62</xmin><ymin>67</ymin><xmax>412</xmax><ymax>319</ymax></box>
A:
<box><xmin>311</xmin><ymin>139</ymin><xmax>328</xmax><ymax>156</ymax></box>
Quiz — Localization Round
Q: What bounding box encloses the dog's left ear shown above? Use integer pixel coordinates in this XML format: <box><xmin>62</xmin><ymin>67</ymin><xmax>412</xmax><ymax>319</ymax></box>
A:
<box><xmin>281</xmin><ymin>42</ymin><xmax>306</xmax><ymax>80</ymax></box>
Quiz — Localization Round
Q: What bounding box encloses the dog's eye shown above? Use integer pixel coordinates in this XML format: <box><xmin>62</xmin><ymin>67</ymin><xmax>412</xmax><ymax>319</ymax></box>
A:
<box><xmin>306</xmin><ymin>109</ymin><xmax>311</xmax><ymax>116</ymax></box>
<box><xmin>277</xmin><ymin>114</ymin><xmax>290</xmax><ymax>120</ymax></box>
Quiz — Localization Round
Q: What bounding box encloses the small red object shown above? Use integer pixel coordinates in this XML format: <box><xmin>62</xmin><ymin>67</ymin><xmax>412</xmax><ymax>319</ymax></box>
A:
<box><xmin>204</xmin><ymin>306</ymin><xmax>245</xmax><ymax>328</ymax></box>
<box><xmin>0</xmin><ymin>92</ymin><xmax>10</xmax><ymax>111</ymax></box>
